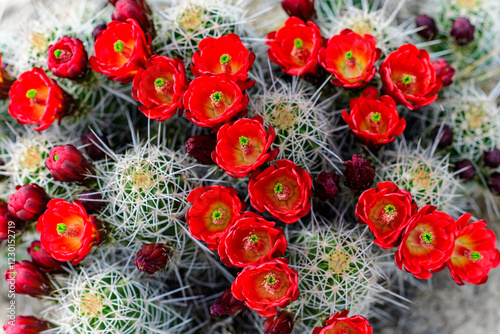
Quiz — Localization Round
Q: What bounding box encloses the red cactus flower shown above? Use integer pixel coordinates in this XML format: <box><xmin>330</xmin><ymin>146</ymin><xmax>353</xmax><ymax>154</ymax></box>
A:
<box><xmin>186</xmin><ymin>185</ymin><xmax>242</xmax><ymax>250</ymax></box>
<box><xmin>232</xmin><ymin>258</ymin><xmax>299</xmax><ymax>318</ymax></box>
<box><xmin>447</xmin><ymin>214</ymin><xmax>500</xmax><ymax>285</ymax></box>
<box><xmin>281</xmin><ymin>0</ymin><xmax>316</xmax><ymax>21</ymax></box>
<box><xmin>264</xmin><ymin>310</ymin><xmax>295</xmax><ymax>334</ymax></box>
<box><xmin>132</xmin><ymin>55</ymin><xmax>188</xmax><ymax>122</ymax></box>
<box><xmin>134</xmin><ymin>243</ymin><xmax>170</xmax><ymax>274</ymax></box>
<box><xmin>28</xmin><ymin>240</ymin><xmax>66</xmax><ymax>273</ymax></box>
<box><xmin>380</xmin><ymin>44</ymin><xmax>442</xmax><ymax>110</ymax></box>
<box><xmin>90</xmin><ymin>19</ymin><xmax>152</xmax><ymax>84</ymax></box>
<box><xmin>191</xmin><ymin>34</ymin><xmax>256</xmax><ymax>90</ymax></box>
<box><xmin>210</xmin><ymin>287</ymin><xmax>247</xmax><ymax>316</ymax></box>
<box><xmin>213</xmin><ymin>116</ymin><xmax>278</xmax><ymax>178</ymax></box>
<box><xmin>8</xmin><ymin>184</ymin><xmax>51</xmax><ymax>222</ymax></box>
<box><xmin>183</xmin><ymin>75</ymin><xmax>249</xmax><ymax>128</ymax></box>
<box><xmin>36</xmin><ymin>199</ymin><xmax>101</xmax><ymax>265</ymax></box>
<box><xmin>0</xmin><ymin>53</ymin><xmax>15</xmax><ymax>100</ymax></box>
<box><xmin>8</xmin><ymin>67</ymin><xmax>70</xmax><ymax>131</ymax></box>
<box><xmin>431</xmin><ymin>58</ymin><xmax>455</xmax><ymax>87</ymax></box>
<box><xmin>266</xmin><ymin>17</ymin><xmax>323</xmax><ymax>76</ymax></box>
<box><xmin>395</xmin><ymin>205</ymin><xmax>457</xmax><ymax>279</ymax></box>
<box><xmin>248</xmin><ymin>159</ymin><xmax>312</xmax><ymax>224</ymax></box>
<box><xmin>4</xmin><ymin>260</ymin><xmax>52</xmax><ymax>297</ymax></box>
<box><xmin>0</xmin><ymin>201</ymin><xmax>23</xmax><ymax>241</ymax></box>
<box><xmin>112</xmin><ymin>0</ymin><xmax>155</xmax><ymax>37</ymax></box>
<box><xmin>312</xmin><ymin>310</ymin><xmax>373</xmax><ymax>334</ymax></box>
<box><xmin>355</xmin><ymin>181</ymin><xmax>418</xmax><ymax>249</ymax></box>
<box><xmin>217</xmin><ymin>212</ymin><xmax>287</xmax><ymax>268</ymax></box>
<box><xmin>3</xmin><ymin>316</ymin><xmax>50</xmax><ymax>334</ymax></box>
<box><xmin>318</xmin><ymin>29</ymin><xmax>381</xmax><ymax>89</ymax></box>
<box><xmin>47</xmin><ymin>36</ymin><xmax>88</xmax><ymax>79</ymax></box>
<box><xmin>45</xmin><ymin>145</ymin><xmax>95</xmax><ymax>184</ymax></box>
<box><xmin>342</xmin><ymin>86</ymin><xmax>406</xmax><ymax>148</ymax></box>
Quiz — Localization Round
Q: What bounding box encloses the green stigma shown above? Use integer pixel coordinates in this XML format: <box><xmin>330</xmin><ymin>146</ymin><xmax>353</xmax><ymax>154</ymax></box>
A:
<box><xmin>114</xmin><ymin>40</ymin><xmax>125</xmax><ymax>53</ymax></box>
<box><xmin>402</xmin><ymin>75</ymin><xmax>412</xmax><ymax>85</ymax></box>
<box><xmin>212</xmin><ymin>210</ymin><xmax>222</xmax><ymax>220</ymax></box>
<box><xmin>345</xmin><ymin>51</ymin><xmax>353</xmax><ymax>59</ymax></box>
<box><xmin>294</xmin><ymin>38</ymin><xmax>304</xmax><ymax>49</ymax></box>
<box><xmin>34</xmin><ymin>246</ymin><xmax>40</xmax><ymax>251</ymax></box>
<box><xmin>371</xmin><ymin>112</ymin><xmax>382</xmax><ymax>122</ymax></box>
<box><xmin>220</xmin><ymin>54</ymin><xmax>231</xmax><ymax>64</ymax></box>
<box><xmin>471</xmin><ymin>251</ymin><xmax>481</xmax><ymax>260</ymax></box>
<box><xmin>26</xmin><ymin>89</ymin><xmax>37</xmax><ymax>98</ymax></box>
<box><xmin>54</xmin><ymin>155</ymin><xmax>59</xmax><ymax>161</ymax></box>
<box><xmin>54</xmin><ymin>49</ymin><xmax>62</xmax><ymax>58</ymax></box>
<box><xmin>266</xmin><ymin>275</ymin><xmax>276</xmax><ymax>285</ymax></box>
<box><xmin>249</xmin><ymin>234</ymin><xmax>259</xmax><ymax>243</ymax></box>
<box><xmin>384</xmin><ymin>204</ymin><xmax>396</xmax><ymax>214</ymax></box>
<box><xmin>239</xmin><ymin>136</ymin><xmax>249</xmax><ymax>146</ymax></box>
<box><xmin>212</xmin><ymin>91</ymin><xmax>223</xmax><ymax>102</ymax></box>
<box><xmin>274</xmin><ymin>183</ymin><xmax>283</xmax><ymax>194</ymax></box>
<box><xmin>12</xmin><ymin>270</ymin><xmax>16</xmax><ymax>277</ymax></box>
<box><xmin>56</xmin><ymin>223</ymin><xmax>67</xmax><ymax>234</ymax></box>
<box><xmin>154</xmin><ymin>78</ymin><xmax>165</xmax><ymax>87</ymax></box>
<box><xmin>421</xmin><ymin>232</ymin><xmax>433</xmax><ymax>243</ymax></box>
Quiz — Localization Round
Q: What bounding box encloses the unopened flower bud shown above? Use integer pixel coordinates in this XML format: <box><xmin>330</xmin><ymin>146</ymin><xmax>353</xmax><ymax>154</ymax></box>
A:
<box><xmin>45</xmin><ymin>145</ymin><xmax>95</xmax><ymax>184</ymax></box>
<box><xmin>431</xmin><ymin>58</ymin><xmax>455</xmax><ymax>87</ymax></box>
<box><xmin>431</xmin><ymin>124</ymin><xmax>454</xmax><ymax>149</ymax></box>
<box><xmin>263</xmin><ymin>310</ymin><xmax>295</xmax><ymax>334</ymax></box>
<box><xmin>282</xmin><ymin>0</ymin><xmax>316</xmax><ymax>21</ymax></box>
<box><xmin>186</xmin><ymin>135</ymin><xmax>217</xmax><ymax>165</ymax></box>
<box><xmin>210</xmin><ymin>287</ymin><xmax>247</xmax><ymax>316</ymax></box>
<box><xmin>450</xmin><ymin>17</ymin><xmax>475</xmax><ymax>46</ymax></box>
<box><xmin>483</xmin><ymin>149</ymin><xmax>500</xmax><ymax>169</ymax></box>
<box><xmin>313</xmin><ymin>171</ymin><xmax>341</xmax><ymax>201</ymax></box>
<box><xmin>92</xmin><ymin>24</ymin><xmax>107</xmax><ymax>41</ymax></box>
<box><xmin>8</xmin><ymin>184</ymin><xmax>50</xmax><ymax>222</ymax></box>
<box><xmin>488</xmin><ymin>173</ymin><xmax>500</xmax><ymax>196</ymax></box>
<box><xmin>112</xmin><ymin>0</ymin><xmax>155</xmax><ymax>37</ymax></box>
<box><xmin>134</xmin><ymin>243</ymin><xmax>170</xmax><ymax>274</ymax></box>
<box><xmin>78</xmin><ymin>190</ymin><xmax>105</xmax><ymax>214</ymax></box>
<box><xmin>3</xmin><ymin>316</ymin><xmax>50</xmax><ymax>334</ymax></box>
<box><xmin>454</xmin><ymin>159</ymin><xmax>475</xmax><ymax>181</ymax></box>
<box><xmin>28</xmin><ymin>241</ymin><xmax>66</xmax><ymax>273</ymax></box>
<box><xmin>343</xmin><ymin>155</ymin><xmax>375</xmax><ymax>192</ymax></box>
<box><xmin>4</xmin><ymin>261</ymin><xmax>52</xmax><ymax>297</ymax></box>
<box><xmin>81</xmin><ymin>131</ymin><xmax>109</xmax><ymax>160</ymax></box>
<box><xmin>416</xmin><ymin>15</ymin><xmax>438</xmax><ymax>40</ymax></box>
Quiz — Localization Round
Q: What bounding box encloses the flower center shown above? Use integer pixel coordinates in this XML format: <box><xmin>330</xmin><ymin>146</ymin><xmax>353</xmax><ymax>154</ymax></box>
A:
<box><xmin>263</xmin><ymin>273</ymin><xmax>280</xmax><ymax>293</ymax></box>
<box><xmin>371</xmin><ymin>112</ymin><xmax>381</xmax><ymax>122</ymax></box>
<box><xmin>54</xmin><ymin>49</ymin><xmax>72</xmax><ymax>63</ymax></box>
<box><xmin>57</xmin><ymin>223</ymin><xmax>67</xmax><ymax>234</ymax></box>
<box><xmin>34</xmin><ymin>246</ymin><xmax>40</xmax><ymax>251</ymax></box>
<box><xmin>345</xmin><ymin>51</ymin><xmax>353</xmax><ymax>59</ymax></box>
<box><xmin>212</xmin><ymin>210</ymin><xmax>225</xmax><ymax>225</ymax></box>
<box><xmin>114</xmin><ymin>40</ymin><xmax>125</xmax><ymax>52</ymax></box>
<box><xmin>345</xmin><ymin>51</ymin><xmax>356</xmax><ymax>67</ymax></box>
<box><xmin>26</xmin><ymin>89</ymin><xmax>37</xmax><ymax>98</ymax></box>
<box><xmin>401</xmin><ymin>75</ymin><xmax>412</xmax><ymax>85</ymax></box>
<box><xmin>220</xmin><ymin>54</ymin><xmax>232</xmax><ymax>74</ymax></box>
<box><xmin>239</xmin><ymin>136</ymin><xmax>249</xmax><ymax>146</ymax></box>
<box><xmin>249</xmin><ymin>234</ymin><xmax>259</xmax><ymax>243</ymax></box>
<box><xmin>154</xmin><ymin>78</ymin><xmax>165</xmax><ymax>87</ymax></box>
<box><xmin>291</xmin><ymin>38</ymin><xmax>310</xmax><ymax>64</ymax></box>
<box><xmin>212</xmin><ymin>91</ymin><xmax>222</xmax><ymax>102</ymax></box>
<box><xmin>154</xmin><ymin>78</ymin><xmax>174</xmax><ymax>96</ymax></box>
<box><xmin>465</xmin><ymin>250</ymin><xmax>481</xmax><ymax>261</ymax></box>
<box><xmin>294</xmin><ymin>38</ymin><xmax>304</xmax><ymax>49</ymax></box>
<box><xmin>420</xmin><ymin>232</ymin><xmax>433</xmax><ymax>247</ymax></box>
<box><xmin>54</xmin><ymin>49</ymin><xmax>62</xmax><ymax>58</ymax></box>
<box><xmin>239</xmin><ymin>136</ymin><xmax>253</xmax><ymax>157</ymax></box>
<box><xmin>384</xmin><ymin>204</ymin><xmax>396</xmax><ymax>214</ymax></box>
<box><xmin>274</xmin><ymin>183</ymin><xmax>291</xmax><ymax>201</ymax></box>
<box><xmin>210</xmin><ymin>91</ymin><xmax>225</xmax><ymax>111</ymax></box>
<box><xmin>54</xmin><ymin>155</ymin><xmax>59</xmax><ymax>161</ymax></box>
<box><xmin>266</xmin><ymin>275</ymin><xmax>276</xmax><ymax>285</ymax></box>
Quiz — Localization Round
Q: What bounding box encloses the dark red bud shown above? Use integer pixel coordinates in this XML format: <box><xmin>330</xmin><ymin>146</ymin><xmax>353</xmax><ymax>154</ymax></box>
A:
<box><xmin>210</xmin><ymin>287</ymin><xmax>247</xmax><ymax>316</ymax></box>
<box><xmin>488</xmin><ymin>172</ymin><xmax>500</xmax><ymax>196</ymax></box>
<box><xmin>431</xmin><ymin>58</ymin><xmax>455</xmax><ymax>87</ymax></box>
<box><xmin>343</xmin><ymin>155</ymin><xmax>375</xmax><ymax>192</ymax></box>
<box><xmin>4</xmin><ymin>261</ymin><xmax>52</xmax><ymax>297</ymax></box>
<box><xmin>112</xmin><ymin>0</ymin><xmax>155</xmax><ymax>37</ymax></box>
<box><xmin>186</xmin><ymin>135</ymin><xmax>217</xmax><ymax>165</ymax></box>
<box><xmin>0</xmin><ymin>201</ymin><xmax>23</xmax><ymax>241</ymax></box>
<box><xmin>454</xmin><ymin>159</ymin><xmax>475</xmax><ymax>181</ymax></box>
<box><xmin>81</xmin><ymin>131</ymin><xmax>109</xmax><ymax>161</ymax></box>
<box><xmin>3</xmin><ymin>316</ymin><xmax>50</xmax><ymax>334</ymax></box>
<box><xmin>483</xmin><ymin>149</ymin><xmax>500</xmax><ymax>168</ymax></box>
<box><xmin>263</xmin><ymin>311</ymin><xmax>295</xmax><ymax>334</ymax></box>
<box><xmin>450</xmin><ymin>17</ymin><xmax>475</xmax><ymax>46</ymax></box>
<box><xmin>8</xmin><ymin>184</ymin><xmax>51</xmax><ymax>222</ymax></box>
<box><xmin>45</xmin><ymin>145</ymin><xmax>95</xmax><ymax>184</ymax></box>
<box><xmin>431</xmin><ymin>124</ymin><xmax>454</xmax><ymax>149</ymax></box>
<box><xmin>92</xmin><ymin>24</ymin><xmax>107</xmax><ymax>41</ymax></box>
<box><xmin>78</xmin><ymin>190</ymin><xmax>105</xmax><ymax>214</ymax></box>
<box><xmin>416</xmin><ymin>15</ymin><xmax>438</xmax><ymax>40</ymax></box>
<box><xmin>134</xmin><ymin>243</ymin><xmax>170</xmax><ymax>274</ymax></box>
<box><xmin>282</xmin><ymin>0</ymin><xmax>316</xmax><ymax>21</ymax></box>
<box><xmin>313</xmin><ymin>171</ymin><xmax>341</xmax><ymax>201</ymax></box>
<box><xmin>28</xmin><ymin>241</ymin><xmax>66</xmax><ymax>273</ymax></box>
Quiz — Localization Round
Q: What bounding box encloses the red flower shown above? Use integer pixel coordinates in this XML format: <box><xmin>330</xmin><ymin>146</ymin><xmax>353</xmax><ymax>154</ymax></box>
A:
<box><xmin>355</xmin><ymin>181</ymin><xmax>417</xmax><ymax>249</ymax></box>
<box><xmin>4</xmin><ymin>260</ymin><xmax>52</xmax><ymax>297</ymax></box>
<box><xmin>8</xmin><ymin>67</ymin><xmax>70</xmax><ymax>131</ymax></box>
<box><xmin>3</xmin><ymin>316</ymin><xmax>50</xmax><ymax>334</ymax></box>
<box><xmin>132</xmin><ymin>55</ymin><xmax>188</xmax><ymax>121</ymax></box>
<box><xmin>45</xmin><ymin>145</ymin><xmax>95</xmax><ymax>184</ymax></box>
<box><xmin>36</xmin><ymin>199</ymin><xmax>101</xmax><ymax>265</ymax></box>
<box><xmin>380</xmin><ymin>44</ymin><xmax>442</xmax><ymax>110</ymax></box>
<box><xmin>312</xmin><ymin>310</ymin><xmax>373</xmax><ymax>334</ymax></box>
<box><xmin>318</xmin><ymin>29</ymin><xmax>381</xmax><ymax>89</ymax></box>
<box><xmin>47</xmin><ymin>36</ymin><xmax>88</xmax><ymax>79</ymax></box>
<box><xmin>266</xmin><ymin>17</ymin><xmax>323</xmax><ymax>76</ymax></box>
<box><xmin>183</xmin><ymin>75</ymin><xmax>249</xmax><ymax>128</ymax></box>
<box><xmin>186</xmin><ymin>185</ymin><xmax>242</xmax><ymax>250</ymax></box>
<box><xmin>395</xmin><ymin>205</ymin><xmax>457</xmax><ymax>279</ymax></box>
<box><xmin>89</xmin><ymin>19</ymin><xmax>152</xmax><ymax>84</ymax></box>
<box><xmin>342</xmin><ymin>86</ymin><xmax>406</xmax><ymax>148</ymax></box>
<box><xmin>8</xmin><ymin>184</ymin><xmax>51</xmax><ymax>222</ymax></box>
<box><xmin>191</xmin><ymin>34</ymin><xmax>256</xmax><ymax>89</ymax></box>
<box><xmin>28</xmin><ymin>240</ymin><xmax>66</xmax><ymax>273</ymax></box>
<box><xmin>447</xmin><ymin>215</ymin><xmax>500</xmax><ymax>285</ymax></box>
<box><xmin>431</xmin><ymin>58</ymin><xmax>455</xmax><ymax>87</ymax></box>
<box><xmin>213</xmin><ymin>116</ymin><xmax>278</xmax><ymax>178</ymax></box>
<box><xmin>248</xmin><ymin>159</ymin><xmax>312</xmax><ymax>224</ymax></box>
<box><xmin>217</xmin><ymin>212</ymin><xmax>287</xmax><ymax>268</ymax></box>
<box><xmin>232</xmin><ymin>258</ymin><xmax>299</xmax><ymax>318</ymax></box>
<box><xmin>0</xmin><ymin>53</ymin><xmax>15</xmax><ymax>100</ymax></box>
